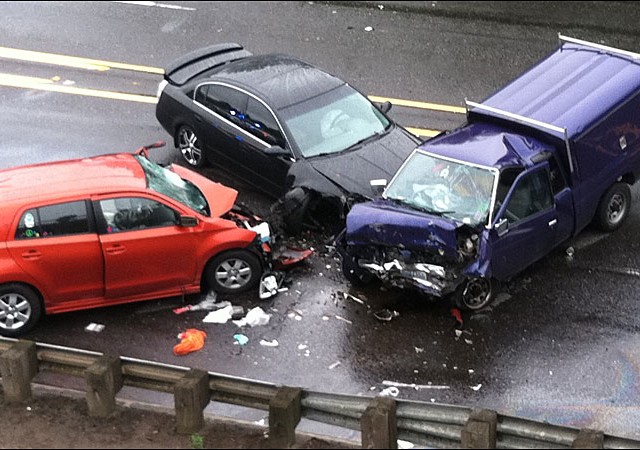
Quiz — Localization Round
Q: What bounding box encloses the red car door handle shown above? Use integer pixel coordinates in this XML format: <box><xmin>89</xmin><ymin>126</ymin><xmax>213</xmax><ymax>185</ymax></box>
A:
<box><xmin>105</xmin><ymin>244</ymin><xmax>126</xmax><ymax>255</ymax></box>
<box><xmin>21</xmin><ymin>250</ymin><xmax>42</xmax><ymax>260</ymax></box>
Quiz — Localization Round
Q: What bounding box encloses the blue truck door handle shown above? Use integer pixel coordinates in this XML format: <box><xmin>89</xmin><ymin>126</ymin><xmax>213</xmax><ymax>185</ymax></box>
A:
<box><xmin>548</xmin><ymin>219</ymin><xmax>558</xmax><ymax>227</ymax></box>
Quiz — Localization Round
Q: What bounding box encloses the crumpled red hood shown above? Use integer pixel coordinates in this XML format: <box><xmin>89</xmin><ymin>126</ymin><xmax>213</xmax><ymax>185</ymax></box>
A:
<box><xmin>170</xmin><ymin>164</ymin><xmax>238</xmax><ymax>217</ymax></box>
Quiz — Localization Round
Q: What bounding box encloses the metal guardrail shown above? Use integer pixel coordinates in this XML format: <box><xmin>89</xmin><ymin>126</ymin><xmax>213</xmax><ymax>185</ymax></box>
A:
<box><xmin>0</xmin><ymin>337</ymin><xmax>638</xmax><ymax>449</ymax></box>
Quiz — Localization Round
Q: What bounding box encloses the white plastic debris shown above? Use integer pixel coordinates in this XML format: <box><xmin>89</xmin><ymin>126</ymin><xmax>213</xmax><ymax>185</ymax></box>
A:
<box><xmin>464</xmin><ymin>339</ymin><xmax>473</xmax><ymax>345</ymax></box>
<box><xmin>298</xmin><ymin>344</ymin><xmax>308</xmax><ymax>350</ymax></box>
<box><xmin>374</xmin><ymin>309</ymin><xmax>399</xmax><ymax>322</ymax></box>
<box><xmin>190</xmin><ymin>292</ymin><xmax>224</xmax><ymax>311</ymax></box>
<box><xmin>202</xmin><ymin>305</ymin><xmax>233</xmax><ymax>323</ymax></box>
<box><xmin>383</xmin><ymin>380</ymin><xmax>449</xmax><ymax>390</ymax></box>
<box><xmin>470</xmin><ymin>384</ymin><xmax>482</xmax><ymax>391</ymax></box>
<box><xmin>455</xmin><ymin>329</ymin><xmax>463</xmax><ymax>337</ymax></box>
<box><xmin>342</xmin><ymin>291</ymin><xmax>366</xmax><ymax>305</ymax></box>
<box><xmin>85</xmin><ymin>323</ymin><xmax>105</xmax><ymax>332</ymax></box>
<box><xmin>259</xmin><ymin>274</ymin><xmax>279</xmax><ymax>300</ymax></box>
<box><xmin>335</xmin><ymin>315</ymin><xmax>352</xmax><ymax>325</ymax></box>
<box><xmin>379</xmin><ymin>386</ymin><xmax>399</xmax><ymax>397</ymax></box>
<box><xmin>414</xmin><ymin>347</ymin><xmax>424</xmax><ymax>353</ymax></box>
<box><xmin>259</xmin><ymin>339</ymin><xmax>279</xmax><ymax>347</ymax></box>
<box><xmin>364</xmin><ymin>26</ymin><xmax>374</xmax><ymax>32</ymax></box>
<box><xmin>566</xmin><ymin>246</ymin><xmax>575</xmax><ymax>261</ymax></box>
<box><xmin>328</xmin><ymin>361</ymin><xmax>341</xmax><ymax>370</ymax></box>
<box><xmin>247</xmin><ymin>221</ymin><xmax>271</xmax><ymax>243</ymax></box>
<box><xmin>377</xmin><ymin>4</ymin><xmax>384</xmax><ymax>9</ymax></box>
<box><xmin>233</xmin><ymin>307</ymin><xmax>271</xmax><ymax>327</ymax></box>
<box><xmin>398</xmin><ymin>440</ymin><xmax>414</xmax><ymax>449</ymax></box>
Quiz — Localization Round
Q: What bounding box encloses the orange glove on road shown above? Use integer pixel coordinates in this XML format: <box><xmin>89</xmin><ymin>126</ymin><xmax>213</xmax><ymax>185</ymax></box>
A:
<box><xmin>173</xmin><ymin>328</ymin><xmax>207</xmax><ymax>356</ymax></box>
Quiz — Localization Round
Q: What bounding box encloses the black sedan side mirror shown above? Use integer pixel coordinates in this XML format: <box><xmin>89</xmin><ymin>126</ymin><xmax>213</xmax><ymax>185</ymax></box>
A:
<box><xmin>374</xmin><ymin>101</ymin><xmax>392</xmax><ymax>114</ymax></box>
<box><xmin>264</xmin><ymin>145</ymin><xmax>290</xmax><ymax>157</ymax></box>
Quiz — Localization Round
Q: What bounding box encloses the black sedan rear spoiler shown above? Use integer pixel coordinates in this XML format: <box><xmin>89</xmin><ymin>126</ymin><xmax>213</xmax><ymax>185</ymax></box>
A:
<box><xmin>164</xmin><ymin>43</ymin><xmax>253</xmax><ymax>85</ymax></box>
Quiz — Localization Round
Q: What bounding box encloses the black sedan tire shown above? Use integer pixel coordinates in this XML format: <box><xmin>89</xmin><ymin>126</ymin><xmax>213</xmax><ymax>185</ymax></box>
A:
<box><xmin>205</xmin><ymin>250</ymin><xmax>262</xmax><ymax>294</ymax></box>
<box><xmin>594</xmin><ymin>182</ymin><xmax>631</xmax><ymax>232</ymax></box>
<box><xmin>177</xmin><ymin>125</ymin><xmax>206</xmax><ymax>168</ymax></box>
<box><xmin>0</xmin><ymin>284</ymin><xmax>42</xmax><ymax>337</ymax></box>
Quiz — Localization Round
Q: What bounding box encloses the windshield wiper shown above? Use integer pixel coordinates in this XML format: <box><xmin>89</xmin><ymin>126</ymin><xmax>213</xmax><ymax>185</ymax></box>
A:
<box><xmin>385</xmin><ymin>197</ymin><xmax>453</xmax><ymax>217</ymax></box>
<box><xmin>309</xmin><ymin>127</ymin><xmax>391</xmax><ymax>158</ymax></box>
<box><xmin>344</xmin><ymin>128</ymin><xmax>390</xmax><ymax>152</ymax></box>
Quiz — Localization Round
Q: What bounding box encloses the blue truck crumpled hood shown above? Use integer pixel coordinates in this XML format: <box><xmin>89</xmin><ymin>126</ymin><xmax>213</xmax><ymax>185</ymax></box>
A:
<box><xmin>344</xmin><ymin>199</ymin><xmax>461</xmax><ymax>260</ymax></box>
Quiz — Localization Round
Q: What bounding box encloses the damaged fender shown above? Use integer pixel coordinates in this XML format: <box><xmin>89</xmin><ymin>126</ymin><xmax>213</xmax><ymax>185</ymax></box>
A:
<box><xmin>273</xmin><ymin>160</ymin><xmax>350</xmax><ymax>233</ymax></box>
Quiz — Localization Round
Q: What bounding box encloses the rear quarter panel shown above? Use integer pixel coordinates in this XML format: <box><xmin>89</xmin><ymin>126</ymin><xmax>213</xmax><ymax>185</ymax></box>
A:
<box><xmin>156</xmin><ymin>86</ymin><xmax>194</xmax><ymax>143</ymax></box>
<box><xmin>571</xmin><ymin>92</ymin><xmax>640</xmax><ymax>233</ymax></box>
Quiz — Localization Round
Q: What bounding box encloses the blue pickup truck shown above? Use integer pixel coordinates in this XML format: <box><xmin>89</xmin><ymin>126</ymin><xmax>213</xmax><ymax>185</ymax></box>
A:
<box><xmin>337</xmin><ymin>35</ymin><xmax>640</xmax><ymax>310</ymax></box>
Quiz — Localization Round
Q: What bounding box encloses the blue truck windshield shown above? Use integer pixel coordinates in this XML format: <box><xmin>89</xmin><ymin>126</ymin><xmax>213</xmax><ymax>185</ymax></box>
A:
<box><xmin>384</xmin><ymin>151</ymin><xmax>496</xmax><ymax>226</ymax></box>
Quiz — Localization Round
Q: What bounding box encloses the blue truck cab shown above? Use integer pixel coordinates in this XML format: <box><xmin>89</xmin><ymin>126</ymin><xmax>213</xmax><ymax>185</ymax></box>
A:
<box><xmin>337</xmin><ymin>35</ymin><xmax>640</xmax><ymax>310</ymax></box>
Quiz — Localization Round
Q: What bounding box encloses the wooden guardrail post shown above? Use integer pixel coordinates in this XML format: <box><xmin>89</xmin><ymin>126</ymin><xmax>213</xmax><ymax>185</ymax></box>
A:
<box><xmin>0</xmin><ymin>340</ymin><xmax>38</xmax><ymax>403</ymax></box>
<box><xmin>269</xmin><ymin>386</ymin><xmax>302</xmax><ymax>448</ymax></box>
<box><xmin>361</xmin><ymin>397</ymin><xmax>398</xmax><ymax>449</ymax></box>
<box><xmin>84</xmin><ymin>355</ymin><xmax>123</xmax><ymax>417</ymax></box>
<box><xmin>174</xmin><ymin>369</ymin><xmax>210</xmax><ymax>434</ymax></box>
<box><xmin>572</xmin><ymin>429</ymin><xmax>604</xmax><ymax>449</ymax></box>
<box><xmin>461</xmin><ymin>408</ymin><xmax>498</xmax><ymax>448</ymax></box>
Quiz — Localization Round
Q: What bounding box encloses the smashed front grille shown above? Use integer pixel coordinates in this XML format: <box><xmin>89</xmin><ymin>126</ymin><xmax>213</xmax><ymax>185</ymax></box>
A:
<box><xmin>351</xmin><ymin>244</ymin><xmax>466</xmax><ymax>297</ymax></box>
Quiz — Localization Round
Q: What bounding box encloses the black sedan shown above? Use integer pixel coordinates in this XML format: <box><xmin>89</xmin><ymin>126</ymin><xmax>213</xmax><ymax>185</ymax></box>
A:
<box><xmin>156</xmin><ymin>43</ymin><xmax>421</xmax><ymax>234</ymax></box>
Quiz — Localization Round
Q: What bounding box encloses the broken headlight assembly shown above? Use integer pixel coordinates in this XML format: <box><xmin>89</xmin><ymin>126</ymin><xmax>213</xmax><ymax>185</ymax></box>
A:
<box><xmin>457</xmin><ymin>232</ymin><xmax>479</xmax><ymax>259</ymax></box>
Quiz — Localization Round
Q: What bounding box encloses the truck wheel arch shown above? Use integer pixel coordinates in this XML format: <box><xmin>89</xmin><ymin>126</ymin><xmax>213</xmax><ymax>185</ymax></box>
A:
<box><xmin>594</xmin><ymin>182</ymin><xmax>631</xmax><ymax>232</ymax></box>
<box><xmin>452</xmin><ymin>277</ymin><xmax>497</xmax><ymax>310</ymax></box>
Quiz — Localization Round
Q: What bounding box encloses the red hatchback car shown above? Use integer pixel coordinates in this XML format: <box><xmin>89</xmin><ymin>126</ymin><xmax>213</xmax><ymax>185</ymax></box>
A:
<box><xmin>0</xmin><ymin>143</ymin><xmax>269</xmax><ymax>337</ymax></box>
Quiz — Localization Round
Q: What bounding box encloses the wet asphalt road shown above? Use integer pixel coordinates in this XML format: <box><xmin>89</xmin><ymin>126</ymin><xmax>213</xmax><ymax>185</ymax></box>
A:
<box><xmin>1</xmin><ymin>0</ymin><xmax>640</xmax><ymax>441</ymax></box>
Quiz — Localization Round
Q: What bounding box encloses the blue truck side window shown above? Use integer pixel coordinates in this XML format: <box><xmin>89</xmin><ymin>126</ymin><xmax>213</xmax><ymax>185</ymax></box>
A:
<box><xmin>505</xmin><ymin>170</ymin><xmax>553</xmax><ymax>223</ymax></box>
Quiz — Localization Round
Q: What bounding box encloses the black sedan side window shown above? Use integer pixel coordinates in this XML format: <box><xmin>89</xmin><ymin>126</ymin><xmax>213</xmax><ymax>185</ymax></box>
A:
<box><xmin>200</xmin><ymin>84</ymin><xmax>248</xmax><ymax>128</ymax></box>
<box><xmin>245</xmin><ymin>97</ymin><xmax>285</xmax><ymax>146</ymax></box>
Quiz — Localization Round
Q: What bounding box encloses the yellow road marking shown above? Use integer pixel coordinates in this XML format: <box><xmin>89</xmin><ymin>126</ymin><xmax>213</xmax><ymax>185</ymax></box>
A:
<box><xmin>0</xmin><ymin>73</ymin><xmax>158</xmax><ymax>103</ymax></box>
<box><xmin>0</xmin><ymin>46</ymin><xmax>465</xmax><ymax>120</ymax></box>
<box><xmin>406</xmin><ymin>127</ymin><xmax>441</xmax><ymax>138</ymax></box>
<box><xmin>0</xmin><ymin>73</ymin><xmax>55</xmax><ymax>85</ymax></box>
<box><xmin>0</xmin><ymin>73</ymin><xmax>443</xmax><ymax>135</ymax></box>
<box><xmin>0</xmin><ymin>46</ymin><xmax>463</xmax><ymax>116</ymax></box>
<box><xmin>368</xmin><ymin>95</ymin><xmax>466</xmax><ymax>114</ymax></box>
<box><xmin>0</xmin><ymin>46</ymin><xmax>164</xmax><ymax>74</ymax></box>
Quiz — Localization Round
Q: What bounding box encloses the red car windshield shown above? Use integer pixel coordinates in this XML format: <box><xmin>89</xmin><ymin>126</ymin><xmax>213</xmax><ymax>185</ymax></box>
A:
<box><xmin>135</xmin><ymin>155</ymin><xmax>210</xmax><ymax>216</ymax></box>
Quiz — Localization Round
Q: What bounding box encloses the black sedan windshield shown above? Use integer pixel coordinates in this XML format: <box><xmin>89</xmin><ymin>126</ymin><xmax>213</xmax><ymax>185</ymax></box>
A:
<box><xmin>280</xmin><ymin>85</ymin><xmax>390</xmax><ymax>158</ymax></box>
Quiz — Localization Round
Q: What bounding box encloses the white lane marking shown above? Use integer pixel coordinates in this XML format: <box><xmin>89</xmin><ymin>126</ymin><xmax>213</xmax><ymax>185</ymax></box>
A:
<box><xmin>113</xmin><ymin>1</ymin><xmax>196</xmax><ymax>11</ymax></box>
